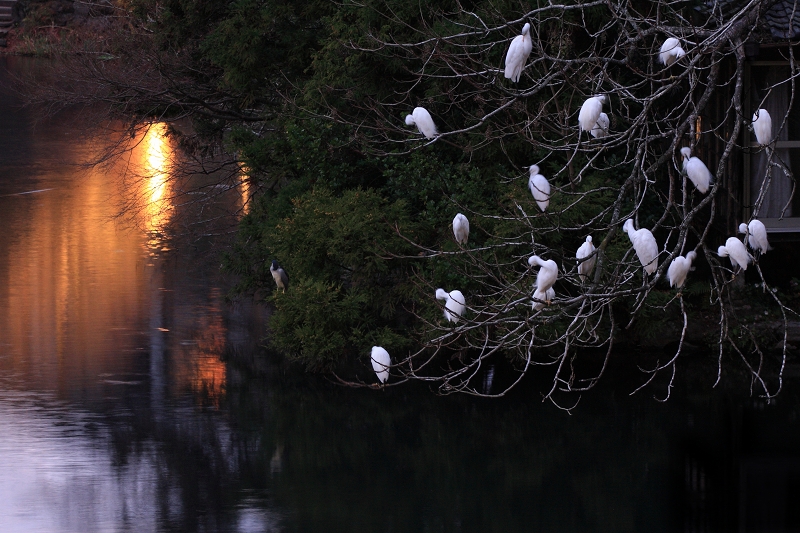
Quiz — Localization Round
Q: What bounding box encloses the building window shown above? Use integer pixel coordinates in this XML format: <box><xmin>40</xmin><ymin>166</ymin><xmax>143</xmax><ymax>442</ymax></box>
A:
<box><xmin>746</xmin><ymin>61</ymin><xmax>800</xmax><ymax>232</ymax></box>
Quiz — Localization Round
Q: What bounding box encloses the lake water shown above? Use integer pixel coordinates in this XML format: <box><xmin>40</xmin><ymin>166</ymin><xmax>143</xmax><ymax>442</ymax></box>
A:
<box><xmin>2</xmin><ymin>56</ymin><xmax>800</xmax><ymax>532</ymax></box>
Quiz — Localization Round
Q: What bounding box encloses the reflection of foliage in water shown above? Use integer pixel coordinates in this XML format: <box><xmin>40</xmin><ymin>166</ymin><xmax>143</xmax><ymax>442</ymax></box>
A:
<box><xmin>93</xmin><ymin>338</ymin><xmax>800</xmax><ymax>531</ymax></box>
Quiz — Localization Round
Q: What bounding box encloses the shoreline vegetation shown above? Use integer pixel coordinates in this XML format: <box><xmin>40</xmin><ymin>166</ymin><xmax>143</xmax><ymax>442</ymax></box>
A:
<box><xmin>0</xmin><ymin>0</ymin><xmax>120</xmax><ymax>57</ymax></box>
<box><xmin>3</xmin><ymin>0</ymin><xmax>800</xmax><ymax>402</ymax></box>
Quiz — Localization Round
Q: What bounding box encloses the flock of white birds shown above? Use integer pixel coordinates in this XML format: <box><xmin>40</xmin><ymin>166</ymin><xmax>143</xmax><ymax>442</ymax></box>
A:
<box><xmin>371</xmin><ymin>27</ymin><xmax>777</xmax><ymax>385</ymax></box>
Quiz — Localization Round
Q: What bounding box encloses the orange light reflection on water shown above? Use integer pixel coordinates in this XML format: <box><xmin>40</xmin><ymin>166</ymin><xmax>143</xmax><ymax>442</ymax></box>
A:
<box><xmin>171</xmin><ymin>288</ymin><xmax>228</xmax><ymax>407</ymax></box>
<box><xmin>238</xmin><ymin>163</ymin><xmax>253</xmax><ymax>216</ymax></box>
<box><xmin>0</xmin><ymin>119</ymin><xmax>232</xmax><ymax>404</ymax></box>
<box><xmin>139</xmin><ymin>123</ymin><xmax>173</xmax><ymax>234</ymax></box>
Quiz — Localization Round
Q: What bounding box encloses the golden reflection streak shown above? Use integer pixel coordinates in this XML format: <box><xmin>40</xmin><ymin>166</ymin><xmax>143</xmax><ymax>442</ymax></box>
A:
<box><xmin>140</xmin><ymin>123</ymin><xmax>173</xmax><ymax>233</ymax></box>
<box><xmin>171</xmin><ymin>288</ymin><xmax>228</xmax><ymax>407</ymax></box>
<box><xmin>238</xmin><ymin>163</ymin><xmax>253</xmax><ymax>216</ymax></box>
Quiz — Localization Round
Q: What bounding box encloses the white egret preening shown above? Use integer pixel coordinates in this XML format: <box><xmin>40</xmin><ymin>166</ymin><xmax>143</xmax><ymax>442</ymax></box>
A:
<box><xmin>453</xmin><ymin>213</ymin><xmax>469</xmax><ymax>245</ymax></box>
<box><xmin>504</xmin><ymin>23</ymin><xmax>533</xmax><ymax>83</ymax></box>
<box><xmin>576</xmin><ymin>236</ymin><xmax>596</xmax><ymax>282</ymax></box>
<box><xmin>739</xmin><ymin>220</ymin><xmax>769</xmax><ymax>255</ymax></box>
<box><xmin>667</xmin><ymin>251</ymin><xmax>697</xmax><ymax>289</ymax></box>
<box><xmin>659</xmin><ymin>37</ymin><xmax>686</xmax><ymax>66</ymax></box>
<box><xmin>718</xmin><ymin>237</ymin><xmax>751</xmax><ymax>271</ymax></box>
<box><xmin>528</xmin><ymin>165</ymin><xmax>551</xmax><ymax>212</ymax></box>
<box><xmin>578</xmin><ymin>95</ymin><xmax>606</xmax><ymax>133</ymax></box>
<box><xmin>370</xmin><ymin>346</ymin><xmax>391</xmax><ymax>384</ymax></box>
<box><xmin>752</xmin><ymin>109</ymin><xmax>773</xmax><ymax>146</ymax></box>
<box><xmin>680</xmin><ymin>147</ymin><xmax>712</xmax><ymax>194</ymax></box>
<box><xmin>435</xmin><ymin>288</ymin><xmax>466</xmax><ymax>323</ymax></box>
<box><xmin>527</xmin><ymin>255</ymin><xmax>558</xmax><ymax>295</ymax></box>
<box><xmin>405</xmin><ymin>107</ymin><xmax>437</xmax><ymax>139</ymax></box>
<box><xmin>270</xmin><ymin>260</ymin><xmax>289</xmax><ymax>292</ymax></box>
<box><xmin>622</xmin><ymin>219</ymin><xmax>659</xmax><ymax>275</ymax></box>
<box><xmin>532</xmin><ymin>287</ymin><xmax>555</xmax><ymax>311</ymax></box>
<box><xmin>590</xmin><ymin>112</ymin><xmax>609</xmax><ymax>139</ymax></box>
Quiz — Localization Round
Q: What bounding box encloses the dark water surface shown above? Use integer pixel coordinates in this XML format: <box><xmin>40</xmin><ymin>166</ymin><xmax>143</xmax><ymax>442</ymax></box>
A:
<box><xmin>2</xmin><ymin>57</ymin><xmax>800</xmax><ymax>533</ymax></box>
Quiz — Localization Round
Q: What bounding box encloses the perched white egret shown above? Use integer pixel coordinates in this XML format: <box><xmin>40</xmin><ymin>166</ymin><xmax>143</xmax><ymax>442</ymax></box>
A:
<box><xmin>667</xmin><ymin>251</ymin><xmax>697</xmax><ymax>289</ymax></box>
<box><xmin>578</xmin><ymin>95</ymin><xmax>606</xmax><ymax>133</ymax></box>
<box><xmin>752</xmin><ymin>109</ymin><xmax>773</xmax><ymax>146</ymax></box>
<box><xmin>527</xmin><ymin>255</ymin><xmax>558</xmax><ymax>294</ymax></box>
<box><xmin>405</xmin><ymin>107</ymin><xmax>437</xmax><ymax>139</ymax></box>
<box><xmin>680</xmin><ymin>147</ymin><xmax>712</xmax><ymax>194</ymax></box>
<box><xmin>453</xmin><ymin>213</ymin><xmax>469</xmax><ymax>245</ymax></box>
<box><xmin>738</xmin><ymin>220</ymin><xmax>770</xmax><ymax>255</ymax></box>
<box><xmin>270</xmin><ymin>260</ymin><xmax>289</xmax><ymax>292</ymax></box>
<box><xmin>528</xmin><ymin>165</ymin><xmax>551</xmax><ymax>212</ymax></box>
<box><xmin>371</xmin><ymin>346</ymin><xmax>391</xmax><ymax>384</ymax></box>
<box><xmin>576</xmin><ymin>236</ymin><xmax>596</xmax><ymax>282</ymax></box>
<box><xmin>504</xmin><ymin>23</ymin><xmax>533</xmax><ymax>83</ymax></box>
<box><xmin>659</xmin><ymin>37</ymin><xmax>686</xmax><ymax>66</ymax></box>
<box><xmin>435</xmin><ymin>288</ymin><xmax>466</xmax><ymax>323</ymax></box>
<box><xmin>590</xmin><ymin>112</ymin><xmax>609</xmax><ymax>139</ymax></box>
<box><xmin>718</xmin><ymin>237</ymin><xmax>751</xmax><ymax>271</ymax></box>
<box><xmin>532</xmin><ymin>287</ymin><xmax>555</xmax><ymax>311</ymax></box>
<box><xmin>622</xmin><ymin>219</ymin><xmax>659</xmax><ymax>275</ymax></box>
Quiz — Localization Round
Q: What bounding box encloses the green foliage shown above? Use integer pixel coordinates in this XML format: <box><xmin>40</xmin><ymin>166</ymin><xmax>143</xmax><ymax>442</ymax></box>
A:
<box><xmin>232</xmin><ymin>187</ymin><xmax>418</xmax><ymax>369</ymax></box>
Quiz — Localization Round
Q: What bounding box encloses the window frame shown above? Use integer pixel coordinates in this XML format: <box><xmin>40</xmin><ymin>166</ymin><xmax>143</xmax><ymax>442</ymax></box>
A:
<box><xmin>744</xmin><ymin>59</ymin><xmax>800</xmax><ymax>233</ymax></box>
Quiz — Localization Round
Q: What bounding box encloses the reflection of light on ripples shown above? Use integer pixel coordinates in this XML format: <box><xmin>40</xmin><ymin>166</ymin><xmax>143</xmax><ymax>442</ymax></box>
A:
<box><xmin>0</xmin><ymin>390</ymin><xmax>160</xmax><ymax>533</ymax></box>
<box><xmin>0</xmin><ymin>385</ymin><xmax>283</xmax><ymax>533</ymax></box>
<box><xmin>173</xmin><ymin>288</ymin><xmax>228</xmax><ymax>407</ymax></box>
<box><xmin>141</xmin><ymin>123</ymin><xmax>173</xmax><ymax>233</ymax></box>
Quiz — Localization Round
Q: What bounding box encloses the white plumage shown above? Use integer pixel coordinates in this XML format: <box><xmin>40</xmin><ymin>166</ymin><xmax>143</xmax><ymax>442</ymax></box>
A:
<box><xmin>752</xmin><ymin>109</ymin><xmax>773</xmax><ymax>146</ymax></box>
<box><xmin>680</xmin><ymin>147</ymin><xmax>712</xmax><ymax>194</ymax></box>
<box><xmin>527</xmin><ymin>255</ymin><xmax>559</xmax><ymax>295</ymax></box>
<box><xmin>270</xmin><ymin>260</ymin><xmax>289</xmax><ymax>292</ymax></box>
<box><xmin>504</xmin><ymin>23</ymin><xmax>533</xmax><ymax>83</ymax></box>
<box><xmin>659</xmin><ymin>37</ymin><xmax>686</xmax><ymax>66</ymax></box>
<box><xmin>453</xmin><ymin>213</ymin><xmax>469</xmax><ymax>245</ymax></box>
<box><xmin>623</xmin><ymin>219</ymin><xmax>659</xmax><ymax>275</ymax></box>
<box><xmin>578</xmin><ymin>95</ymin><xmax>606</xmax><ymax>133</ymax></box>
<box><xmin>667</xmin><ymin>251</ymin><xmax>697</xmax><ymax>289</ymax></box>
<box><xmin>528</xmin><ymin>165</ymin><xmax>551</xmax><ymax>212</ymax></box>
<box><xmin>590</xmin><ymin>112</ymin><xmax>609</xmax><ymax>139</ymax></box>
<box><xmin>405</xmin><ymin>107</ymin><xmax>438</xmax><ymax>139</ymax></box>
<box><xmin>435</xmin><ymin>288</ymin><xmax>466</xmax><ymax>323</ymax></box>
<box><xmin>371</xmin><ymin>346</ymin><xmax>391</xmax><ymax>384</ymax></box>
<box><xmin>738</xmin><ymin>220</ymin><xmax>769</xmax><ymax>255</ymax></box>
<box><xmin>718</xmin><ymin>237</ymin><xmax>751</xmax><ymax>271</ymax></box>
<box><xmin>532</xmin><ymin>287</ymin><xmax>555</xmax><ymax>311</ymax></box>
<box><xmin>576</xmin><ymin>236</ymin><xmax>596</xmax><ymax>282</ymax></box>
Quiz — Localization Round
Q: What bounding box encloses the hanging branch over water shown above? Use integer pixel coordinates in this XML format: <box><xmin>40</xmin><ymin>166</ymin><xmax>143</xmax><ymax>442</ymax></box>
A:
<box><xmin>320</xmin><ymin>0</ymin><xmax>799</xmax><ymax>403</ymax></box>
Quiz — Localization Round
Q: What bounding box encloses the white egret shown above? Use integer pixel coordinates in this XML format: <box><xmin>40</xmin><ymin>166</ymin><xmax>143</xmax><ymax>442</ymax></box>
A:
<box><xmin>667</xmin><ymin>251</ymin><xmax>697</xmax><ymax>289</ymax></box>
<box><xmin>504</xmin><ymin>23</ymin><xmax>533</xmax><ymax>83</ymax></box>
<box><xmin>738</xmin><ymin>220</ymin><xmax>769</xmax><ymax>255</ymax></box>
<box><xmin>578</xmin><ymin>95</ymin><xmax>606</xmax><ymax>133</ymax></box>
<box><xmin>576</xmin><ymin>236</ymin><xmax>596</xmax><ymax>282</ymax></box>
<box><xmin>527</xmin><ymin>255</ymin><xmax>558</xmax><ymax>294</ymax></box>
<box><xmin>371</xmin><ymin>346</ymin><xmax>391</xmax><ymax>384</ymax></box>
<box><xmin>405</xmin><ymin>107</ymin><xmax>437</xmax><ymax>139</ymax></box>
<box><xmin>453</xmin><ymin>213</ymin><xmax>469</xmax><ymax>245</ymax></box>
<box><xmin>528</xmin><ymin>165</ymin><xmax>551</xmax><ymax>212</ymax></box>
<box><xmin>590</xmin><ymin>112</ymin><xmax>609</xmax><ymax>139</ymax></box>
<box><xmin>752</xmin><ymin>109</ymin><xmax>773</xmax><ymax>146</ymax></box>
<box><xmin>622</xmin><ymin>219</ymin><xmax>659</xmax><ymax>275</ymax></box>
<box><xmin>270</xmin><ymin>260</ymin><xmax>289</xmax><ymax>292</ymax></box>
<box><xmin>435</xmin><ymin>288</ymin><xmax>466</xmax><ymax>323</ymax></box>
<box><xmin>659</xmin><ymin>37</ymin><xmax>686</xmax><ymax>66</ymax></box>
<box><xmin>680</xmin><ymin>147</ymin><xmax>712</xmax><ymax>194</ymax></box>
<box><xmin>532</xmin><ymin>287</ymin><xmax>555</xmax><ymax>311</ymax></box>
<box><xmin>718</xmin><ymin>237</ymin><xmax>751</xmax><ymax>271</ymax></box>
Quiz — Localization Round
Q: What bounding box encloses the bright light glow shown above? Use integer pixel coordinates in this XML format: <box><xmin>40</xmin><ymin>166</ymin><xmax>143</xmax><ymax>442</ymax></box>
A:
<box><xmin>238</xmin><ymin>163</ymin><xmax>253</xmax><ymax>216</ymax></box>
<box><xmin>141</xmin><ymin>123</ymin><xmax>173</xmax><ymax>232</ymax></box>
